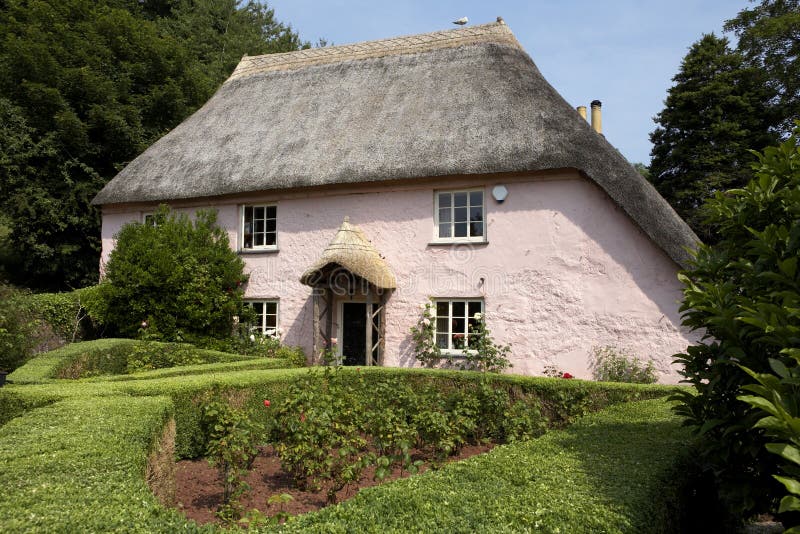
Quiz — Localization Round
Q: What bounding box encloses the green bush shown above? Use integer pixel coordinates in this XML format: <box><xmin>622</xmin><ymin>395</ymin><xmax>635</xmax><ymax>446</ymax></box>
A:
<box><xmin>102</xmin><ymin>205</ymin><xmax>247</xmax><ymax>340</ymax></box>
<box><xmin>591</xmin><ymin>346</ymin><xmax>658</xmax><ymax>384</ymax></box>
<box><xmin>671</xmin><ymin>130</ymin><xmax>800</xmax><ymax>518</ymax></box>
<box><xmin>0</xmin><ymin>283</ymin><xmax>38</xmax><ymax>371</ymax></box>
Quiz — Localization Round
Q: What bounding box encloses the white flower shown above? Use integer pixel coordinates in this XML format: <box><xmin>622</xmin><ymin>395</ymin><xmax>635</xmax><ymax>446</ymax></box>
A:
<box><xmin>419</xmin><ymin>303</ymin><xmax>428</xmax><ymax>311</ymax></box>
<box><xmin>276</xmin><ymin>328</ymin><xmax>284</xmax><ymax>337</ymax></box>
<box><xmin>422</xmin><ymin>317</ymin><xmax>431</xmax><ymax>326</ymax></box>
<box><xmin>249</xmin><ymin>334</ymin><xmax>255</xmax><ymax>342</ymax></box>
<box><xmin>473</xmin><ymin>312</ymin><xmax>483</xmax><ymax>321</ymax></box>
<box><xmin>330</xmin><ymin>337</ymin><xmax>338</xmax><ymax>345</ymax></box>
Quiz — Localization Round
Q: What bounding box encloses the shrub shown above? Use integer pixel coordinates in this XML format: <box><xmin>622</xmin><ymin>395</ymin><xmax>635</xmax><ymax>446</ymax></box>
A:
<box><xmin>0</xmin><ymin>283</ymin><xmax>38</xmax><ymax>371</ymax></box>
<box><xmin>102</xmin><ymin>205</ymin><xmax>247</xmax><ymax>340</ymax></box>
<box><xmin>590</xmin><ymin>346</ymin><xmax>658</xmax><ymax>384</ymax></box>
<box><xmin>671</xmin><ymin>129</ymin><xmax>800</xmax><ymax>518</ymax></box>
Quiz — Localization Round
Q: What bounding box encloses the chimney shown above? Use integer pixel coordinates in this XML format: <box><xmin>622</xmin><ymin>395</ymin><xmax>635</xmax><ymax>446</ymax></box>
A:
<box><xmin>576</xmin><ymin>105</ymin><xmax>587</xmax><ymax>121</ymax></box>
<box><xmin>590</xmin><ymin>100</ymin><xmax>602</xmax><ymax>134</ymax></box>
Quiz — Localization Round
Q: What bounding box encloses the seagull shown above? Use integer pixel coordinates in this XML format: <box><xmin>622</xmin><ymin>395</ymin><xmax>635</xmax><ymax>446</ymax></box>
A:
<box><xmin>453</xmin><ymin>17</ymin><xmax>468</xmax><ymax>25</ymax></box>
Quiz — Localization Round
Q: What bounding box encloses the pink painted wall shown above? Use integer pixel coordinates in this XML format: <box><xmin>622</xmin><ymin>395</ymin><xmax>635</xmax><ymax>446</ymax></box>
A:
<box><xmin>100</xmin><ymin>170</ymin><xmax>696</xmax><ymax>382</ymax></box>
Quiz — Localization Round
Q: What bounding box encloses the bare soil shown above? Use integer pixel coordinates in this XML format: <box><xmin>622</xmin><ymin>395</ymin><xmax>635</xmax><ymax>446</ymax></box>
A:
<box><xmin>175</xmin><ymin>444</ymin><xmax>493</xmax><ymax>525</ymax></box>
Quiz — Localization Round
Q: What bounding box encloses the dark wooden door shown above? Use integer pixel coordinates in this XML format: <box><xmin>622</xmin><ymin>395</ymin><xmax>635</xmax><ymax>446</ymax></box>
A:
<box><xmin>341</xmin><ymin>302</ymin><xmax>367</xmax><ymax>366</ymax></box>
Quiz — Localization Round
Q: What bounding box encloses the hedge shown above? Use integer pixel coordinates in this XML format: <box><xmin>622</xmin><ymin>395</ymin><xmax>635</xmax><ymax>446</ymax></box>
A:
<box><xmin>280</xmin><ymin>398</ymin><xmax>692</xmax><ymax>534</ymax></box>
<box><xmin>7</xmin><ymin>338</ymin><xmax>263</xmax><ymax>384</ymax></box>
<box><xmin>0</xmin><ymin>344</ymin><xmax>694</xmax><ymax>532</ymax></box>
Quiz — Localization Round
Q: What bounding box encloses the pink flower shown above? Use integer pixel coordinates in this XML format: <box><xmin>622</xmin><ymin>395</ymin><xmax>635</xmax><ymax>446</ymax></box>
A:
<box><xmin>453</xmin><ymin>333</ymin><xmax>465</xmax><ymax>340</ymax></box>
<box><xmin>562</xmin><ymin>372</ymin><xmax>574</xmax><ymax>379</ymax></box>
<box><xmin>263</xmin><ymin>399</ymin><xmax>271</xmax><ymax>407</ymax></box>
<box><xmin>300</xmin><ymin>413</ymin><xmax>306</xmax><ymax>423</ymax></box>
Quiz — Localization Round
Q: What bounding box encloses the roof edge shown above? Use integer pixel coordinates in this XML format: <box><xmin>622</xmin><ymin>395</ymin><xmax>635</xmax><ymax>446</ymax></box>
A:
<box><xmin>227</xmin><ymin>21</ymin><xmax>520</xmax><ymax>81</ymax></box>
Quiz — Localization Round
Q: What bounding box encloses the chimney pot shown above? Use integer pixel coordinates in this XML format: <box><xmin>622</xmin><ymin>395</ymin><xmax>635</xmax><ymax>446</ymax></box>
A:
<box><xmin>577</xmin><ymin>105</ymin><xmax>587</xmax><ymax>121</ymax></box>
<box><xmin>590</xmin><ymin>100</ymin><xmax>602</xmax><ymax>134</ymax></box>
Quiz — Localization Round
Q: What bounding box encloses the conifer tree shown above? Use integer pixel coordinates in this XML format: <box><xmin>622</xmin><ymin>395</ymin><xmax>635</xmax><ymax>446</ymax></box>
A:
<box><xmin>649</xmin><ymin>34</ymin><xmax>777</xmax><ymax>241</ymax></box>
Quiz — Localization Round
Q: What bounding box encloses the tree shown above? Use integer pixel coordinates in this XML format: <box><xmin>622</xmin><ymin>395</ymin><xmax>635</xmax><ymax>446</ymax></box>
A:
<box><xmin>0</xmin><ymin>0</ymin><xmax>305</xmax><ymax>290</ymax></box>
<box><xmin>671</xmin><ymin>129</ymin><xmax>800</xmax><ymax>521</ymax></box>
<box><xmin>101</xmin><ymin>206</ymin><xmax>248</xmax><ymax>340</ymax></box>
<box><xmin>725</xmin><ymin>0</ymin><xmax>800</xmax><ymax>135</ymax></box>
<box><xmin>649</xmin><ymin>34</ymin><xmax>778</xmax><ymax>241</ymax></box>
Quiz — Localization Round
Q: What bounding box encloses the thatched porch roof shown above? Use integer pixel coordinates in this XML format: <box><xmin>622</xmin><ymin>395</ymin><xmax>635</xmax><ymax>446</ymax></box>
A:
<box><xmin>300</xmin><ymin>217</ymin><xmax>396</xmax><ymax>290</ymax></box>
<box><xmin>93</xmin><ymin>20</ymin><xmax>698</xmax><ymax>266</ymax></box>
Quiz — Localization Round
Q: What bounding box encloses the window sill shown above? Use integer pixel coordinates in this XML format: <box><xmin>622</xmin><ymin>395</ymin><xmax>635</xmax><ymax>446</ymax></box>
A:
<box><xmin>428</xmin><ymin>239</ymin><xmax>488</xmax><ymax>246</ymax></box>
<box><xmin>238</xmin><ymin>248</ymin><xmax>279</xmax><ymax>255</ymax></box>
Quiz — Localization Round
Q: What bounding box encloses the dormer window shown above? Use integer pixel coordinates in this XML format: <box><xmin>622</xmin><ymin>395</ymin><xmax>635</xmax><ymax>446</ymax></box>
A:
<box><xmin>241</xmin><ymin>205</ymin><xmax>277</xmax><ymax>250</ymax></box>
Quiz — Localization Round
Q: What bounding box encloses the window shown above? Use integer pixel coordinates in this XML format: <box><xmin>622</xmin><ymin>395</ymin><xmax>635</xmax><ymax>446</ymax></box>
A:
<box><xmin>142</xmin><ymin>212</ymin><xmax>155</xmax><ymax>226</ymax></box>
<box><xmin>242</xmin><ymin>205</ymin><xmax>277</xmax><ymax>250</ymax></box>
<box><xmin>246</xmin><ymin>300</ymin><xmax>279</xmax><ymax>336</ymax></box>
<box><xmin>434</xmin><ymin>299</ymin><xmax>483</xmax><ymax>351</ymax></box>
<box><xmin>435</xmin><ymin>190</ymin><xmax>485</xmax><ymax>241</ymax></box>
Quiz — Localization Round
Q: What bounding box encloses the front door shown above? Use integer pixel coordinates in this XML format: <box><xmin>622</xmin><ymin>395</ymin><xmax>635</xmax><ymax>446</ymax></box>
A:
<box><xmin>341</xmin><ymin>302</ymin><xmax>367</xmax><ymax>366</ymax></box>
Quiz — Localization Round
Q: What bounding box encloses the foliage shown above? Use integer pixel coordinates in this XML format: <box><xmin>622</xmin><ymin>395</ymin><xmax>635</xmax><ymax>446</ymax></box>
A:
<box><xmin>670</xmin><ymin>130</ymin><xmax>800</xmax><ymax>518</ymax></box>
<box><xmin>0</xmin><ymin>283</ymin><xmax>38</xmax><ymax>371</ymax></box>
<box><xmin>102</xmin><ymin>206</ymin><xmax>247</xmax><ymax>340</ymax></box>
<box><xmin>0</xmin><ymin>0</ymin><xmax>306</xmax><ymax>290</ymax></box>
<box><xmin>725</xmin><ymin>0</ymin><xmax>800</xmax><ymax>135</ymax></box>
<box><xmin>284</xmin><ymin>399</ymin><xmax>693</xmax><ymax>534</ymax></box>
<box><xmin>459</xmin><ymin>313</ymin><xmax>512</xmax><ymax>373</ymax></box>
<box><xmin>590</xmin><ymin>346</ymin><xmax>658</xmax><ymax>384</ymax></box>
<box><xmin>410</xmin><ymin>301</ymin><xmax>441</xmax><ymax>367</ymax></box>
<box><xmin>649</xmin><ymin>33</ymin><xmax>778</xmax><ymax>242</ymax></box>
<box><xmin>738</xmin><ymin>355</ymin><xmax>800</xmax><ymax>532</ymax></box>
<box><xmin>202</xmin><ymin>399</ymin><xmax>264</xmax><ymax>523</ymax></box>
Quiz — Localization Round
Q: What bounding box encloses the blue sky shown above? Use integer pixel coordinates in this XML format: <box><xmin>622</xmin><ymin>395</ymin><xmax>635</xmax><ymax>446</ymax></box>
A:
<box><xmin>267</xmin><ymin>0</ymin><xmax>754</xmax><ymax>164</ymax></box>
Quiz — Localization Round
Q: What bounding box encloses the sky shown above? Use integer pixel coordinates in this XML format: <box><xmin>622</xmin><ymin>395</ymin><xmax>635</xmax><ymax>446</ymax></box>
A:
<box><xmin>267</xmin><ymin>0</ymin><xmax>755</xmax><ymax>164</ymax></box>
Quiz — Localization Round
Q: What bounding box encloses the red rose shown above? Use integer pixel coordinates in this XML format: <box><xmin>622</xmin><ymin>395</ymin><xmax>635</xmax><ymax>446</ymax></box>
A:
<box><xmin>562</xmin><ymin>372</ymin><xmax>574</xmax><ymax>379</ymax></box>
<box><xmin>263</xmin><ymin>399</ymin><xmax>271</xmax><ymax>407</ymax></box>
<box><xmin>300</xmin><ymin>413</ymin><xmax>306</xmax><ymax>423</ymax></box>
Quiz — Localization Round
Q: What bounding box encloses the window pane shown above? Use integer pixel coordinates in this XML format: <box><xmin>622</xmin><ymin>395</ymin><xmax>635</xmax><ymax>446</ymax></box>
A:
<box><xmin>436</xmin><ymin>318</ymin><xmax>449</xmax><ymax>334</ymax></box>
<box><xmin>454</xmin><ymin>222</ymin><xmax>468</xmax><ymax>238</ymax></box>
<box><xmin>438</xmin><ymin>207</ymin><xmax>451</xmax><ymax>223</ymax></box>
<box><xmin>266</xmin><ymin>219</ymin><xmax>276</xmax><ymax>232</ymax></box>
<box><xmin>265</xmin><ymin>302</ymin><xmax>277</xmax><ymax>315</ymax></box>
<box><xmin>453</xmin><ymin>192</ymin><xmax>468</xmax><ymax>207</ymax></box>
<box><xmin>439</xmin><ymin>224</ymin><xmax>452</xmax><ymax>238</ymax></box>
<box><xmin>254</xmin><ymin>206</ymin><xmax>265</xmax><ymax>220</ymax></box>
<box><xmin>452</xmin><ymin>301</ymin><xmax>465</xmax><ymax>317</ymax></box>
<box><xmin>244</xmin><ymin>207</ymin><xmax>253</xmax><ymax>224</ymax></box>
<box><xmin>469</xmin><ymin>191</ymin><xmax>483</xmax><ymax>207</ymax></box>
<box><xmin>438</xmin><ymin>193</ymin><xmax>451</xmax><ymax>208</ymax></box>
<box><xmin>436</xmin><ymin>334</ymin><xmax>449</xmax><ymax>349</ymax></box>
<box><xmin>436</xmin><ymin>301</ymin><xmax>449</xmax><ymax>317</ymax></box>
<box><xmin>452</xmin><ymin>316</ymin><xmax>465</xmax><ymax>333</ymax></box>
<box><xmin>266</xmin><ymin>232</ymin><xmax>276</xmax><ymax>246</ymax></box>
<box><xmin>468</xmin><ymin>301</ymin><xmax>482</xmax><ymax>317</ymax></box>
<box><xmin>255</xmin><ymin>220</ymin><xmax>264</xmax><ymax>234</ymax></box>
<box><xmin>454</xmin><ymin>207</ymin><xmax>468</xmax><ymax>223</ymax></box>
<box><xmin>266</xmin><ymin>206</ymin><xmax>276</xmax><ymax>219</ymax></box>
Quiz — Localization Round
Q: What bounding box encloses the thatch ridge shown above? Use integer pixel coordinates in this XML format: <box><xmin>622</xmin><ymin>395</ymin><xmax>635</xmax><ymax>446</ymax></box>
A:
<box><xmin>93</xmin><ymin>21</ymin><xmax>698</xmax><ymax>266</ymax></box>
<box><xmin>300</xmin><ymin>217</ymin><xmax>396</xmax><ymax>289</ymax></box>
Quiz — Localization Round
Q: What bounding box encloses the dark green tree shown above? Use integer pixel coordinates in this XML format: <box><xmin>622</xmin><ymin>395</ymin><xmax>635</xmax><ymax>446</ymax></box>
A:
<box><xmin>671</xmin><ymin>128</ymin><xmax>800</xmax><ymax>522</ymax></box>
<box><xmin>0</xmin><ymin>0</ymin><xmax>304</xmax><ymax>290</ymax></box>
<box><xmin>101</xmin><ymin>206</ymin><xmax>247</xmax><ymax>340</ymax></box>
<box><xmin>649</xmin><ymin>34</ymin><xmax>777</xmax><ymax>241</ymax></box>
<box><xmin>725</xmin><ymin>0</ymin><xmax>800</xmax><ymax>135</ymax></box>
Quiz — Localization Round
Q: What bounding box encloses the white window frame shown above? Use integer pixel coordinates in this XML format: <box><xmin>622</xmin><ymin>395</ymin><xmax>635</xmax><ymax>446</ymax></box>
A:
<box><xmin>141</xmin><ymin>212</ymin><xmax>155</xmax><ymax>226</ymax></box>
<box><xmin>433</xmin><ymin>298</ymin><xmax>484</xmax><ymax>354</ymax></box>
<box><xmin>245</xmin><ymin>300</ymin><xmax>279</xmax><ymax>337</ymax></box>
<box><xmin>240</xmin><ymin>204</ymin><xmax>278</xmax><ymax>251</ymax></box>
<box><xmin>433</xmin><ymin>189</ymin><xmax>486</xmax><ymax>243</ymax></box>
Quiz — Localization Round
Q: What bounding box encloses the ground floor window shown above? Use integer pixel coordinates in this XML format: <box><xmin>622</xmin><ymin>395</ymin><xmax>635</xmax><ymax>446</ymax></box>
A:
<box><xmin>245</xmin><ymin>300</ymin><xmax>279</xmax><ymax>336</ymax></box>
<box><xmin>434</xmin><ymin>299</ymin><xmax>483</xmax><ymax>351</ymax></box>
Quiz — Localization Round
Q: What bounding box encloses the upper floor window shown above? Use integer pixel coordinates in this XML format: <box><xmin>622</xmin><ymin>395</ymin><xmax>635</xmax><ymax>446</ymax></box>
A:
<box><xmin>434</xmin><ymin>299</ymin><xmax>484</xmax><ymax>352</ymax></box>
<box><xmin>242</xmin><ymin>205</ymin><xmax>277</xmax><ymax>250</ymax></box>
<box><xmin>435</xmin><ymin>190</ymin><xmax>485</xmax><ymax>242</ymax></box>
<box><xmin>246</xmin><ymin>300</ymin><xmax>279</xmax><ymax>336</ymax></box>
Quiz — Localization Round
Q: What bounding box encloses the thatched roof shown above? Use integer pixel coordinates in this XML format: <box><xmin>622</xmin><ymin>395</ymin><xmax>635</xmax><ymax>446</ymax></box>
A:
<box><xmin>93</xmin><ymin>21</ymin><xmax>698</xmax><ymax>266</ymax></box>
<box><xmin>300</xmin><ymin>217</ymin><xmax>396</xmax><ymax>289</ymax></box>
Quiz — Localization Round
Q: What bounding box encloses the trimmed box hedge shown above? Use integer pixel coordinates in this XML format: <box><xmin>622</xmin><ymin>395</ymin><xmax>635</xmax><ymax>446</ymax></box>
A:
<box><xmin>0</xmin><ymin>346</ymin><xmax>693</xmax><ymax>532</ymax></box>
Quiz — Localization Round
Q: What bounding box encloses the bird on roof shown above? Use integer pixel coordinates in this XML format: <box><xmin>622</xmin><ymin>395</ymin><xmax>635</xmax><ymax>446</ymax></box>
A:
<box><xmin>453</xmin><ymin>17</ymin><xmax>468</xmax><ymax>25</ymax></box>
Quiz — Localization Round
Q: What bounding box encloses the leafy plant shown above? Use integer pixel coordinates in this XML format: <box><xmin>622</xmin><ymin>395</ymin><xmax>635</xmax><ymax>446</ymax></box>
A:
<box><xmin>102</xmin><ymin>206</ymin><xmax>248</xmax><ymax>341</ymax></box>
<box><xmin>459</xmin><ymin>313</ymin><xmax>512</xmax><ymax>373</ymax></box>
<box><xmin>0</xmin><ymin>283</ymin><xmax>38</xmax><ymax>371</ymax></box>
<box><xmin>410</xmin><ymin>301</ymin><xmax>442</xmax><ymax>367</ymax></box>
<box><xmin>202</xmin><ymin>399</ymin><xmax>264</xmax><ymax>523</ymax></box>
<box><xmin>590</xmin><ymin>346</ymin><xmax>658</xmax><ymax>384</ymax></box>
<box><xmin>670</xmin><ymin>128</ymin><xmax>800</xmax><ymax>518</ymax></box>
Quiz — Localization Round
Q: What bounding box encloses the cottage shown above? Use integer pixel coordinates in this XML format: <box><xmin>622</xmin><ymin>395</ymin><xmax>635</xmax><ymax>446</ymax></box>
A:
<box><xmin>93</xmin><ymin>20</ymin><xmax>698</xmax><ymax>381</ymax></box>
